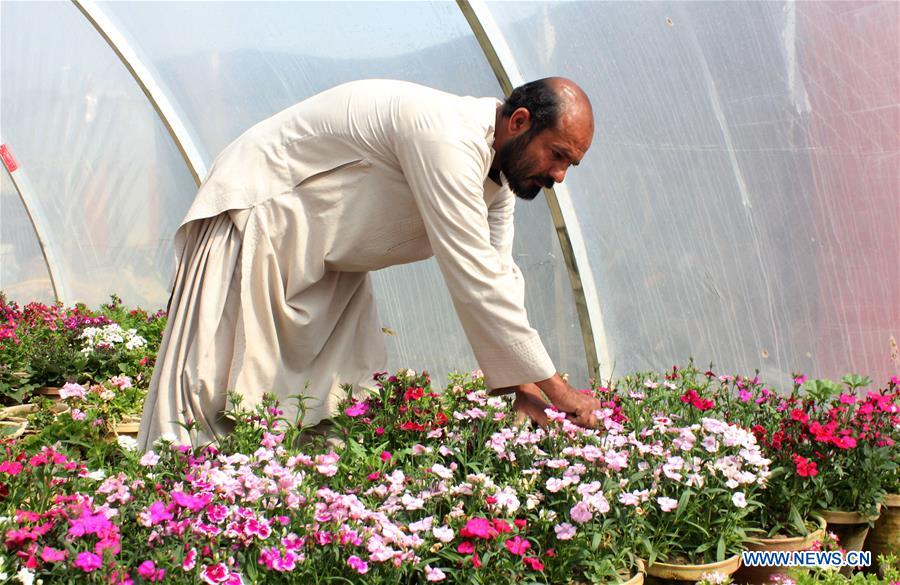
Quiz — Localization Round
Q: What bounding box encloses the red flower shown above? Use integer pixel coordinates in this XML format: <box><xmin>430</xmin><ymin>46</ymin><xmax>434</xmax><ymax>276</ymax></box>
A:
<box><xmin>398</xmin><ymin>421</ymin><xmax>425</xmax><ymax>432</ymax></box>
<box><xmin>404</xmin><ymin>386</ymin><xmax>424</xmax><ymax>401</ymax></box>
<box><xmin>514</xmin><ymin>519</ymin><xmax>527</xmax><ymax>530</ymax></box>
<box><xmin>793</xmin><ymin>454</ymin><xmax>819</xmax><ymax>477</ymax></box>
<box><xmin>457</xmin><ymin>541</ymin><xmax>475</xmax><ymax>554</ymax></box>
<box><xmin>492</xmin><ymin>519</ymin><xmax>512</xmax><ymax>534</ymax></box>
<box><xmin>790</xmin><ymin>409</ymin><xmax>809</xmax><ymax>424</ymax></box>
<box><xmin>472</xmin><ymin>553</ymin><xmax>482</xmax><ymax>568</ymax></box>
<box><xmin>523</xmin><ymin>557</ymin><xmax>545</xmax><ymax>571</ymax></box>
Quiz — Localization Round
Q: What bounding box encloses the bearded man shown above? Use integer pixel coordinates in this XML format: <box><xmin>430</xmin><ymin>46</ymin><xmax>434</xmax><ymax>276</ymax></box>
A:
<box><xmin>138</xmin><ymin>77</ymin><xmax>603</xmax><ymax>450</ymax></box>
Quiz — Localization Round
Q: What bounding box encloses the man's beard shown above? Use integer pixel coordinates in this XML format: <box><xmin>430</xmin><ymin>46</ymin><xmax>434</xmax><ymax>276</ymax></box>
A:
<box><xmin>496</xmin><ymin>132</ymin><xmax>554</xmax><ymax>200</ymax></box>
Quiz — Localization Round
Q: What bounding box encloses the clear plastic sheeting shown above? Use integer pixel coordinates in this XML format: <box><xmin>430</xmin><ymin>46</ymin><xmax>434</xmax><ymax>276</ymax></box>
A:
<box><xmin>0</xmin><ymin>1</ymin><xmax>198</xmax><ymax>308</ymax></box>
<box><xmin>1</xmin><ymin>1</ymin><xmax>587</xmax><ymax>386</ymax></box>
<box><xmin>486</xmin><ymin>1</ymin><xmax>899</xmax><ymax>386</ymax></box>
<box><xmin>0</xmin><ymin>168</ymin><xmax>54</xmax><ymax>304</ymax></box>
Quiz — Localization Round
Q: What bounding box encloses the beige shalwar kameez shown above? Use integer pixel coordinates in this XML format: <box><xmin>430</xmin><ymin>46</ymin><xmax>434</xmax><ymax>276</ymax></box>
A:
<box><xmin>138</xmin><ymin>80</ymin><xmax>557</xmax><ymax>450</ymax></box>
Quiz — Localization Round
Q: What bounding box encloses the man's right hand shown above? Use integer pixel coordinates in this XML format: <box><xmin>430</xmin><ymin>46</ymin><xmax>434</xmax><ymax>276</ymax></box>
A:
<box><xmin>535</xmin><ymin>374</ymin><xmax>603</xmax><ymax>429</ymax></box>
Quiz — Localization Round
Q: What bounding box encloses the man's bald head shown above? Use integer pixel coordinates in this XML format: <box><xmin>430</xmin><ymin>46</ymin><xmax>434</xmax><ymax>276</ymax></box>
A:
<box><xmin>500</xmin><ymin>77</ymin><xmax>594</xmax><ymax>141</ymax></box>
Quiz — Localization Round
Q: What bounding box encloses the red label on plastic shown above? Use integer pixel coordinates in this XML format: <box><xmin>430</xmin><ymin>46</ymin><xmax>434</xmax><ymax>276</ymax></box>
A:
<box><xmin>0</xmin><ymin>144</ymin><xmax>18</xmax><ymax>172</ymax></box>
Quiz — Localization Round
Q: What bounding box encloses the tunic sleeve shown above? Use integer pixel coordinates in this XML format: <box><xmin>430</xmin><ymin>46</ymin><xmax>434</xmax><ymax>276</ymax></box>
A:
<box><xmin>395</xmin><ymin>129</ymin><xmax>556</xmax><ymax>388</ymax></box>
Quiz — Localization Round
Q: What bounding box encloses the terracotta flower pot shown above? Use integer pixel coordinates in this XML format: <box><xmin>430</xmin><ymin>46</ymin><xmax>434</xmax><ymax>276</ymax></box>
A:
<box><xmin>735</xmin><ymin>514</ymin><xmax>826</xmax><ymax>584</ymax></box>
<box><xmin>819</xmin><ymin>508</ymin><xmax>881</xmax><ymax>576</ymax></box>
<box><xmin>863</xmin><ymin>494</ymin><xmax>900</xmax><ymax>576</ymax></box>
<box><xmin>644</xmin><ymin>554</ymin><xmax>741</xmax><ymax>583</ymax></box>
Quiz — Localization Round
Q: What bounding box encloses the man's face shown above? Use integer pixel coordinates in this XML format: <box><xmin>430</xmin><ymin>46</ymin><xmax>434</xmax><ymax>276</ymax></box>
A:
<box><xmin>496</xmin><ymin>117</ymin><xmax>592</xmax><ymax>200</ymax></box>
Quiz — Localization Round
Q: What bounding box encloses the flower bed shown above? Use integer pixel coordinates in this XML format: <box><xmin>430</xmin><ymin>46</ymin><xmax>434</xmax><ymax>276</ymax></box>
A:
<box><xmin>1</xmin><ymin>294</ymin><xmax>898</xmax><ymax>584</ymax></box>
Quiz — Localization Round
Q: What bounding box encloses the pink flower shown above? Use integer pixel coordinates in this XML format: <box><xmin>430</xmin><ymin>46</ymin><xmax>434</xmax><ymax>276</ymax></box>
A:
<box><xmin>0</xmin><ymin>461</ymin><xmax>23</xmax><ymax>476</ymax></box>
<box><xmin>344</xmin><ymin>401</ymin><xmax>370</xmax><ymax>417</ymax></box>
<box><xmin>554</xmin><ymin>522</ymin><xmax>576</xmax><ymax>540</ymax></box>
<box><xmin>460</xmin><ymin>517</ymin><xmax>494</xmax><ymax>539</ymax></box>
<box><xmin>457</xmin><ymin>541</ymin><xmax>475</xmax><ymax>554</ymax></box>
<box><xmin>60</xmin><ymin>382</ymin><xmax>86</xmax><ymax>400</ymax></box>
<box><xmin>261</xmin><ymin>432</ymin><xmax>284</xmax><ymax>448</ymax></box>
<box><xmin>347</xmin><ymin>555</ymin><xmax>369</xmax><ymax>574</ymax></box>
<box><xmin>71</xmin><ymin>408</ymin><xmax>86</xmax><ymax>421</ymax></box>
<box><xmin>657</xmin><ymin>497</ymin><xmax>678</xmax><ymax>512</ymax></box>
<box><xmin>380</xmin><ymin>451</ymin><xmax>392</xmax><ymax>462</ymax></box>
<box><xmin>570</xmin><ymin>501</ymin><xmax>593</xmax><ymax>524</ymax></box>
<box><xmin>425</xmin><ymin>565</ymin><xmax>447</xmax><ymax>582</ymax></box>
<box><xmin>738</xmin><ymin>389</ymin><xmax>752</xmax><ymax>402</ymax></box>
<box><xmin>40</xmin><ymin>546</ymin><xmax>67</xmax><ymax>562</ymax></box>
<box><xmin>839</xmin><ymin>393</ymin><xmax>856</xmax><ymax>405</ymax></box>
<box><xmin>505</xmin><ymin>536</ymin><xmax>531</xmax><ymax>556</ymax></box>
<box><xmin>138</xmin><ymin>560</ymin><xmax>165</xmax><ymax>582</ymax></box>
<box><xmin>201</xmin><ymin>563</ymin><xmax>230</xmax><ymax>584</ymax></box>
<box><xmin>147</xmin><ymin>501</ymin><xmax>173</xmax><ymax>525</ymax></box>
<box><xmin>74</xmin><ymin>551</ymin><xmax>103</xmax><ymax>572</ymax></box>
<box><xmin>183</xmin><ymin>548</ymin><xmax>197</xmax><ymax>571</ymax></box>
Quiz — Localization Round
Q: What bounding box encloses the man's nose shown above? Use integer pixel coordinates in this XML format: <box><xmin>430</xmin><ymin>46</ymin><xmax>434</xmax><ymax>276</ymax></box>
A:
<box><xmin>550</xmin><ymin>165</ymin><xmax>568</xmax><ymax>184</ymax></box>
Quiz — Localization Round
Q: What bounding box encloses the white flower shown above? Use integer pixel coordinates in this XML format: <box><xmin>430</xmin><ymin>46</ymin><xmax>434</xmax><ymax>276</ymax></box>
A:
<box><xmin>86</xmin><ymin>469</ymin><xmax>107</xmax><ymax>481</ymax></box>
<box><xmin>732</xmin><ymin>492</ymin><xmax>747</xmax><ymax>508</ymax></box>
<box><xmin>116</xmin><ymin>435</ymin><xmax>138</xmax><ymax>452</ymax></box>
<box><xmin>432</xmin><ymin>526</ymin><xmax>454</xmax><ymax>543</ymax></box>
<box><xmin>16</xmin><ymin>567</ymin><xmax>34</xmax><ymax>585</ymax></box>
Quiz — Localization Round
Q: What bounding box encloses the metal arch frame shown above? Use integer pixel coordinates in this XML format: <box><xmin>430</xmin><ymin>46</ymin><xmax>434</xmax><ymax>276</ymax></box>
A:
<box><xmin>71</xmin><ymin>0</ymin><xmax>207</xmax><ymax>186</ymax></box>
<box><xmin>1</xmin><ymin>155</ymin><xmax>69</xmax><ymax>302</ymax></box>
<box><xmin>457</xmin><ymin>0</ymin><xmax>612</xmax><ymax>381</ymax></box>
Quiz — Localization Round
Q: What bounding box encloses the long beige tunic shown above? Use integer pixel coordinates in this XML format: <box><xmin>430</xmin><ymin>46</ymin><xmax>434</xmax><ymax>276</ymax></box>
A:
<box><xmin>138</xmin><ymin>80</ymin><xmax>556</xmax><ymax>449</ymax></box>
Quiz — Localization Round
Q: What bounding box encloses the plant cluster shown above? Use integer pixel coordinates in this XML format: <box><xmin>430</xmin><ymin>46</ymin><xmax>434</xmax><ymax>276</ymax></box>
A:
<box><xmin>0</xmin><ymin>293</ymin><xmax>165</xmax><ymax>404</ymax></box>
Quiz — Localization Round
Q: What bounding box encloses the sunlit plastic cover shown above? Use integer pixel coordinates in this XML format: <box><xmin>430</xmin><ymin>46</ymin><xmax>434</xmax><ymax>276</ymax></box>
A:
<box><xmin>486</xmin><ymin>1</ymin><xmax>899</xmax><ymax>386</ymax></box>
<box><xmin>1</xmin><ymin>1</ymin><xmax>197</xmax><ymax>309</ymax></box>
<box><xmin>1</xmin><ymin>1</ymin><xmax>587</xmax><ymax>385</ymax></box>
<box><xmin>1</xmin><ymin>168</ymin><xmax>54</xmax><ymax>303</ymax></box>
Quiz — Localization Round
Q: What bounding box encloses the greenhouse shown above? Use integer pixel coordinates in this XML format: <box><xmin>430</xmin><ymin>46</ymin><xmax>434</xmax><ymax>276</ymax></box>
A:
<box><xmin>0</xmin><ymin>1</ymin><xmax>897</xmax><ymax>584</ymax></box>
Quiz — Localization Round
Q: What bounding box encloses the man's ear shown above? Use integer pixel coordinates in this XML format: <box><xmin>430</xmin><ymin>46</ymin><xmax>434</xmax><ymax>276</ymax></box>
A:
<box><xmin>508</xmin><ymin>107</ymin><xmax>532</xmax><ymax>135</ymax></box>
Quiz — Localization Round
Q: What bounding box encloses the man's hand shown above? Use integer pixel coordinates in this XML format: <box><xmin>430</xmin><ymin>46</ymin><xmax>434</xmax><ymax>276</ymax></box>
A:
<box><xmin>510</xmin><ymin>383</ymin><xmax>551</xmax><ymax>427</ymax></box>
<box><xmin>492</xmin><ymin>375</ymin><xmax>604</xmax><ymax>430</ymax></box>
<box><xmin>536</xmin><ymin>374</ymin><xmax>604</xmax><ymax>429</ymax></box>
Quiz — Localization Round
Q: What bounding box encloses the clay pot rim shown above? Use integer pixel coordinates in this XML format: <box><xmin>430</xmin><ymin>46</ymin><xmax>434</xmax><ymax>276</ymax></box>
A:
<box><xmin>643</xmin><ymin>553</ymin><xmax>742</xmax><ymax>580</ymax></box>
<box><xmin>818</xmin><ymin>506</ymin><xmax>882</xmax><ymax>524</ymax></box>
<box><xmin>744</xmin><ymin>514</ymin><xmax>827</xmax><ymax>549</ymax></box>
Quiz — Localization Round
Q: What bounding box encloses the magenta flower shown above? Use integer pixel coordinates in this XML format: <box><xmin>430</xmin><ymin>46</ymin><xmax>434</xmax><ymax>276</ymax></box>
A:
<box><xmin>201</xmin><ymin>563</ymin><xmax>230</xmax><ymax>584</ymax></box>
<box><xmin>380</xmin><ymin>451</ymin><xmax>392</xmax><ymax>462</ymax></box>
<box><xmin>347</xmin><ymin>555</ymin><xmax>369</xmax><ymax>574</ymax></box>
<box><xmin>504</xmin><ymin>535</ymin><xmax>531</xmax><ymax>556</ymax></box>
<box><xmin>74</xmin><ymin>551</ymin><xmax>103</xmax><ymax>572</ymax></box>
<box><xmin>460</xmin><ymin>517</ymin><xmax>493</xmax><ymax>539</ymax></box>
<box><xmin>344</xmin><ymin>402</ymin><xmax>370</xmax><ymax>417</ymax></box>
<box><xmin>40</xmin><ymin>546</ymin><xmax>66</xmax><ymax>562</ymax></box>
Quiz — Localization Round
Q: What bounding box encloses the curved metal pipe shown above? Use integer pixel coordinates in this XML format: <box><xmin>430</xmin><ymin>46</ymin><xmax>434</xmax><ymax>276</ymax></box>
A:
<box><xmin>71</xmin><ymin>0</ymin><xmax>207</xmax><ymax>186</ymax></box>
<box><xmin>1</xmin><ymin>150</ymin><xmax>68</xmax><ymax>302</ymax></box>
<box><xmin>457</xmin><ymin>0</ymin><xmax>612</xmax><ymax>381</ymax></box>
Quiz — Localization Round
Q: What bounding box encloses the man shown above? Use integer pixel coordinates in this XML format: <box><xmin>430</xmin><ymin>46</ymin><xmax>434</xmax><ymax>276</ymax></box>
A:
<box><xmin>137</xmin><ymin>77</ymin><xmax>603</xmax><ymax>450</ymax></box>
